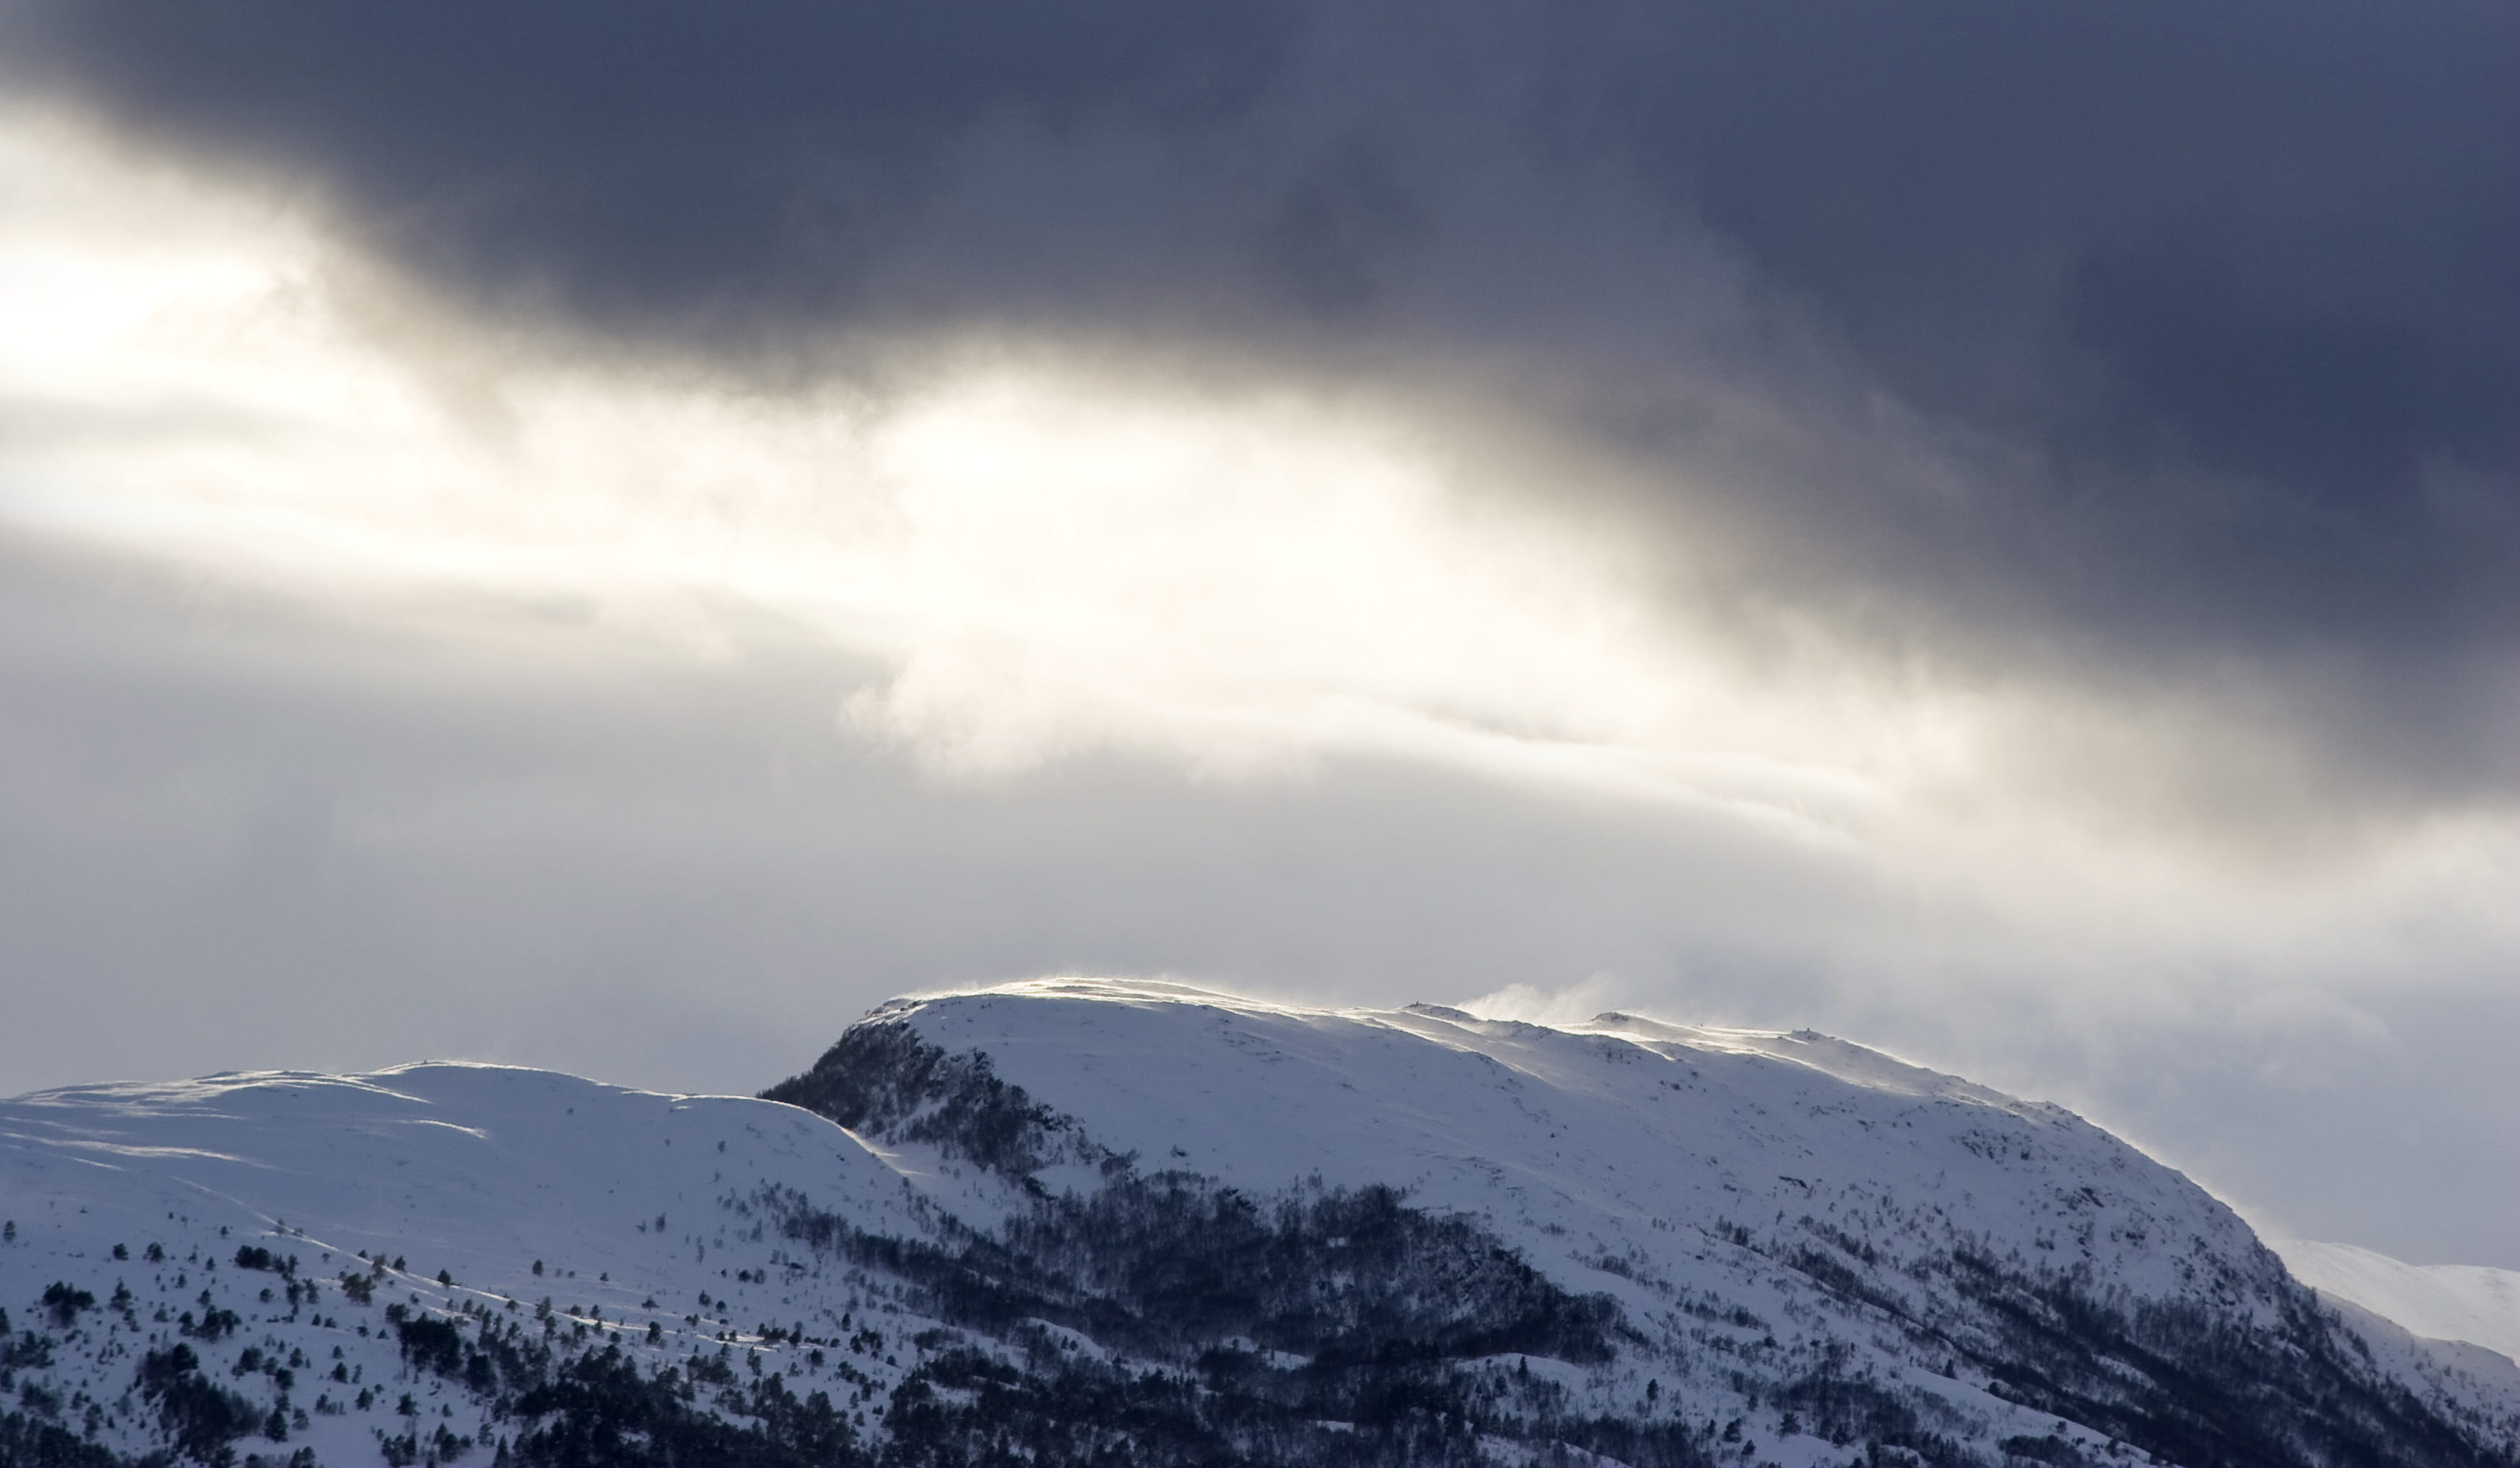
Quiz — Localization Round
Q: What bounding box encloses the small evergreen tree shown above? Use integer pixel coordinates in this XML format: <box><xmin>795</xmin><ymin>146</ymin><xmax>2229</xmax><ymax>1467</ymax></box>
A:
<box><xmin>42</xmin><ymin>1282</ymin><xmax>96</xmax><ymax>1327</ymax></box>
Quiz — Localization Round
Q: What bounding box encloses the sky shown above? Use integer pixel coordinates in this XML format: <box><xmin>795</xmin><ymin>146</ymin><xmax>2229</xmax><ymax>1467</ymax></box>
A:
<box><xmin>0</xmin><ymin>1</ymin><xmax>2514</xmax><ymax>1267</ymax></box>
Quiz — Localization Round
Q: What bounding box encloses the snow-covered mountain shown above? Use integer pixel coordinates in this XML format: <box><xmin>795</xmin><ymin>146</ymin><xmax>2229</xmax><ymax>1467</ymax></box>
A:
<box><xmin>3</xmin><ymin>977</ymin><xmax>2515</xmax><ymax>1467</ymax></box>
<box><xmin>2275</xmin><ymin>1243</ymin><xmax>2520</xmax><ymax>1377</ymax></box>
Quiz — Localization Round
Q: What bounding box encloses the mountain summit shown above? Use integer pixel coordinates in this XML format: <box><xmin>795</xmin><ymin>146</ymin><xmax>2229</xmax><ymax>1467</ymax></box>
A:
<box><xmin>4</xmin><ymin>978</ymin><xmax>2516</xmax><ymax>1466</ymax></box>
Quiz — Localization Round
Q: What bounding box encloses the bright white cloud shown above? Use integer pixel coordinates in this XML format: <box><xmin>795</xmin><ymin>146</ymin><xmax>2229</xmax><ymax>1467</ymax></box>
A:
<box><xmin>0</xmin><ymin>109</ymin><xmax>1934</xmax><ymax>829</ymax></box>
<box><xmin>7</xmin><ymin>106</ymin><xmax>2516</xmax><ymax>929</ymax></box>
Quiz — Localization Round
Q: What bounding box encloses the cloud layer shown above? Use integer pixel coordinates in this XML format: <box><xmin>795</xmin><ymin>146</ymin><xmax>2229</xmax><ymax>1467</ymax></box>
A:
<box><xmin>12</xmin><ymin>1</ymin><xmax>2514</xmax><ymax>707</ymax></box>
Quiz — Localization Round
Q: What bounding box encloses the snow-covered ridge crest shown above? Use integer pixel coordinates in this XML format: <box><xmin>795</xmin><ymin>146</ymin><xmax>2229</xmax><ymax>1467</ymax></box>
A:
<box><xmin>872</xmin><ymin>974</ymin><xmax>2022</xmax><ymax>1107</ymax></box>
<box><xmin>4</xmin><ymin>980</ymin><xmax>2517</xmax><ymax>1467</ymax></box>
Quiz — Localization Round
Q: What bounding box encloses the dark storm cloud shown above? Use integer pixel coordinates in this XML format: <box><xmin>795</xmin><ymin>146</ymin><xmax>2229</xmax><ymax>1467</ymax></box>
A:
<box><xmin>0</xmin><ymin>0</ymin><xmax>1304</xmax><ymax>334</ymax></box>
<box><xmin>8</xmin><ymin>0</ymin><xmax>2516</xmax><ymax>803</ymax></box>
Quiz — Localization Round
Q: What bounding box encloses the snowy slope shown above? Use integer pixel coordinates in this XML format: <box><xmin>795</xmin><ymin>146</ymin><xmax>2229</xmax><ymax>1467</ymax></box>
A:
<box><xmin>4</xmin><ymin>979</ymin><xmax>2517</xmax><ymax>1468</ymax></box>
<box><xmin>2278</xmin><ymin>1241</ymin><xmax>2520</xmax><ymax>1365</ymax></box>
<box><xmin>842</xmin><ymin>980</ymin><xmax>2520</xmax><ymax>1462</ymax></box>
<box><xmin>901</xmin><ymin>982</ymin><xmax>2268</xmax><ymax>1307</ymax></box>
<box><xmin>0</xmin><ymin>1064</ymin><xmax>951</xmax><ymax>1465</ymax></box>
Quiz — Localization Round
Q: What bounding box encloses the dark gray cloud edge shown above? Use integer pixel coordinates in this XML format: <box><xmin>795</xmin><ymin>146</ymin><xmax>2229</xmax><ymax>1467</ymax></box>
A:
<box><xmin>7</xmin><ymin>0</ymin><xmax>2518</xmax><ymax>811</ymax></box>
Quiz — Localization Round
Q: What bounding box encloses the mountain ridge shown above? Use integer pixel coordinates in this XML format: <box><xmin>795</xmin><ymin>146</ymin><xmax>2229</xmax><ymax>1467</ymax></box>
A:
<box><xmin>2</xmin><ymin>977</ymin><xmax>2514</xmax><ymax>1467</ymax></box>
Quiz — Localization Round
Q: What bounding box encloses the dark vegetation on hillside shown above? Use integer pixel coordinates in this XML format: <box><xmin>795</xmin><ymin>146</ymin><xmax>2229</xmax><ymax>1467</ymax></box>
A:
<box><xmin>1932</xmin><ymin>1248</ymin><xmax>2509</xmax><ymax>1468</ymax></box>
<box><xmin>762</xmin><ymin>1021</ymin><xmax>1083</xmax><ymax>1180</ymax></box>
<box><xmin>764</xmin><ymin>1169</ymin><xmax>1689</xmax><ymax>1467</ymax></box>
